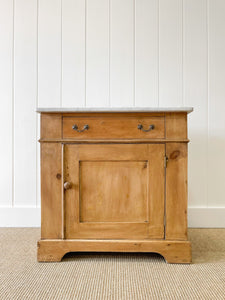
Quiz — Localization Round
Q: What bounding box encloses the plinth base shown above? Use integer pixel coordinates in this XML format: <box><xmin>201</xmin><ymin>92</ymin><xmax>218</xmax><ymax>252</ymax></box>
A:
<box><xmin>37</xmin><ymin>239</ymin><xmax>192</xmax><ymax>264</ymax></box>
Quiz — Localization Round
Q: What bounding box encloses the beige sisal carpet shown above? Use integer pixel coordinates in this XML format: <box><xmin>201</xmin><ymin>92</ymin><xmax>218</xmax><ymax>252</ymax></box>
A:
<box><xmin>0</xmin><ymin>228</ymin><xmax>224</xmax><ymax>299</ymax></box>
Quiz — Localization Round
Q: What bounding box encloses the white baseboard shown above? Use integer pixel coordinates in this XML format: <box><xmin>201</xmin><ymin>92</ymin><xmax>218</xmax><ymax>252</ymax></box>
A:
<box><xmin>188</xmin><ymin>207</ymin><xmax>225</xmax><ymax>228</ymax></box>
<box><xmin>0</xmin><ymin>207</ymin><xmax>41</xmax><ymax>227</ymax></box>
<box><xmin>0</xmin><ymin>207</ymin><xmax>224</xmax><ymax>228</ymax></box>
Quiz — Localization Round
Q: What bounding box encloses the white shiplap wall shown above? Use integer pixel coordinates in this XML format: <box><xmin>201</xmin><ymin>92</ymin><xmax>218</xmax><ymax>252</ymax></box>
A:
<box><xmin>0</xmin><ymin>0</ymin><xmax>225</xmax><ymax>227</ymax></box>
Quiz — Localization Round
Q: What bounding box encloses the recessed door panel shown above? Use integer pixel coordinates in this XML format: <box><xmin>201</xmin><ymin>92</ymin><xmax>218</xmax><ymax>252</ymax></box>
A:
<box><xmin>64</xmin><ymin>144</ymin><xmax>165</xmax><ymax>239</ymax></box>
<box><xmin>80</xmin><ymin>161</ymin><xmax>148</xmax><ymax>223</ymax></box>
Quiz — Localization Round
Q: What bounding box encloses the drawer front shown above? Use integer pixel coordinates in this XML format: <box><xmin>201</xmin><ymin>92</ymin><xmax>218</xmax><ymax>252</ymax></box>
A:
<box><xmin>63</xmin><ymin>116</ymin><xmax>165</xmax><ymax>139</ymax></box>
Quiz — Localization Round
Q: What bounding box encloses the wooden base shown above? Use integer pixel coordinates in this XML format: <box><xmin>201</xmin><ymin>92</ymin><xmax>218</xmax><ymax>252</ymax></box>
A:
<box><xmin>37</xmin><ymin>239</ymin><xmax>192</xmax><ymax>264</ymax></box>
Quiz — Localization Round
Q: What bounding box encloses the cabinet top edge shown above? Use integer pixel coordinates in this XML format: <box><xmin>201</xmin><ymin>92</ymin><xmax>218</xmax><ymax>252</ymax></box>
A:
<box><xmin>36</xmin><ymin>107</ymin><xmax>194</xmax><ymax>114</ymax></box>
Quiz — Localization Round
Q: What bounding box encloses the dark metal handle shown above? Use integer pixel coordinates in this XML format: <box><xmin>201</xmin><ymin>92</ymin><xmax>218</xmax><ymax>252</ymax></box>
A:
<box><xmin>72</xmin><ymin>124</ymin><xmax>89</xmax><ymax>133</ymax></box>
<box><xmin>137</xmin><ymin>124</ymin><xmax>155</xmax><ymax>132</ymax></box>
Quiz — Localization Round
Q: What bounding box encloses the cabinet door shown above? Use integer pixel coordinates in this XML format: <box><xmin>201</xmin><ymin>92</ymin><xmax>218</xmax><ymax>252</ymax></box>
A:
<box><xmin>64</xmin><ymin>144</ymin><xmax>165</xmax><ymax>239</ymax></box>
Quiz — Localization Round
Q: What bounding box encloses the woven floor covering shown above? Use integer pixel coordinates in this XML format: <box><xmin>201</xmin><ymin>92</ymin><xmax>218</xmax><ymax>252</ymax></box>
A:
<box><xmin>0</xmin><ymin>229</ymin><xmax>224</xmax><ymax>300</ymax></box>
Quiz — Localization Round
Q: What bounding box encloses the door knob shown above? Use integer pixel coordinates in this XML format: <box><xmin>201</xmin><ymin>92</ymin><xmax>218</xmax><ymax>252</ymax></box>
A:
<box><xmin>64</xmin><ymin>182</ymin><xmax>72</xmax><ymax>190</ymax></box>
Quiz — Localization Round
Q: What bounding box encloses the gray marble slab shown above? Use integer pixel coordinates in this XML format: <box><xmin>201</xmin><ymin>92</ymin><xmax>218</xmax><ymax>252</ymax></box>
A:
<box><xmin>37</xmin><ymin>107</ymin><xmax>193</xmax><ymax>113</ymax></box>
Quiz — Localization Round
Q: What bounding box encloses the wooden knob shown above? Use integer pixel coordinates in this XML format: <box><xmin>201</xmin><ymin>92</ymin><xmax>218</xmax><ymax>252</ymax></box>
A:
<box><xmin>64</xmin><ymin>182</ymin><xmax>72</xmax><ymax>190</ymax></box>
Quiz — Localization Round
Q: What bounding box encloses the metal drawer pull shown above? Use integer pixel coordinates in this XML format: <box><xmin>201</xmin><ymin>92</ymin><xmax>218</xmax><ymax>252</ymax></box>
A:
<box><xmin>72</xmin><ymin>124</ymin><xmax>89</xmax><ymax>132</ymax></box>
<box><xmin>137</xmin><ymin>124</ymin><xmax>155</xmax><ymax>132</ymax></box>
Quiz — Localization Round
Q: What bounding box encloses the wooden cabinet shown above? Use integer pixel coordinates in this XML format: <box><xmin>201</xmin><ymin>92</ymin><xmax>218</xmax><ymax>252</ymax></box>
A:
<box><xmin>37</xmin><ymin>108</ymin><xmax>193</xmax><ymax>263</ymax></box>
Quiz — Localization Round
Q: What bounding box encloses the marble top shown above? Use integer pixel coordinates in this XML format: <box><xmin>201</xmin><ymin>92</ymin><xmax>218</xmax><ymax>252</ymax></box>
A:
<box><xmin>37</xmin><ymin>107</ymin><xmax>193</xmax><ymax>113</ymax></box>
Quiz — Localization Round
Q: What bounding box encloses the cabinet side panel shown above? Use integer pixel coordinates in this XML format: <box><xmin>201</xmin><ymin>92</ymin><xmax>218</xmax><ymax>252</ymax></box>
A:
<box><xmin>166</xmin><ymin>143</ymin><xmax>187</xmax><ymax>240</ymax></box>
<box><xmin>64</xmin><ymin>145</ymin><xmax>80</xmax><ymax>238</ymax></box>
<box><xmin>41</xmin><ymin>143</ymin><xmax>62</xmax><ymax>238</ymax></box>
<box><xmin>165</xmin><ymin>113</ymin><xmax>187</xmax><ymax>139</ymax></box>
<box><xmin>148</xmin><ymin>144</ymin><xmax>165</xmax><ymax>238</ymax></box>
<box><xmin>41</xmin><ymin>114</ymin><xmax>62</xmax><ymax>139</ymax></box>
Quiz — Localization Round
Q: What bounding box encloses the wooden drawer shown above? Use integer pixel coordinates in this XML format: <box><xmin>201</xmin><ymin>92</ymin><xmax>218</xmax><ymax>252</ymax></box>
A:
<box><xmin>62</xmin><ymin>116</ymin><xmax>165</xmax><ymax>139</ymax></box>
